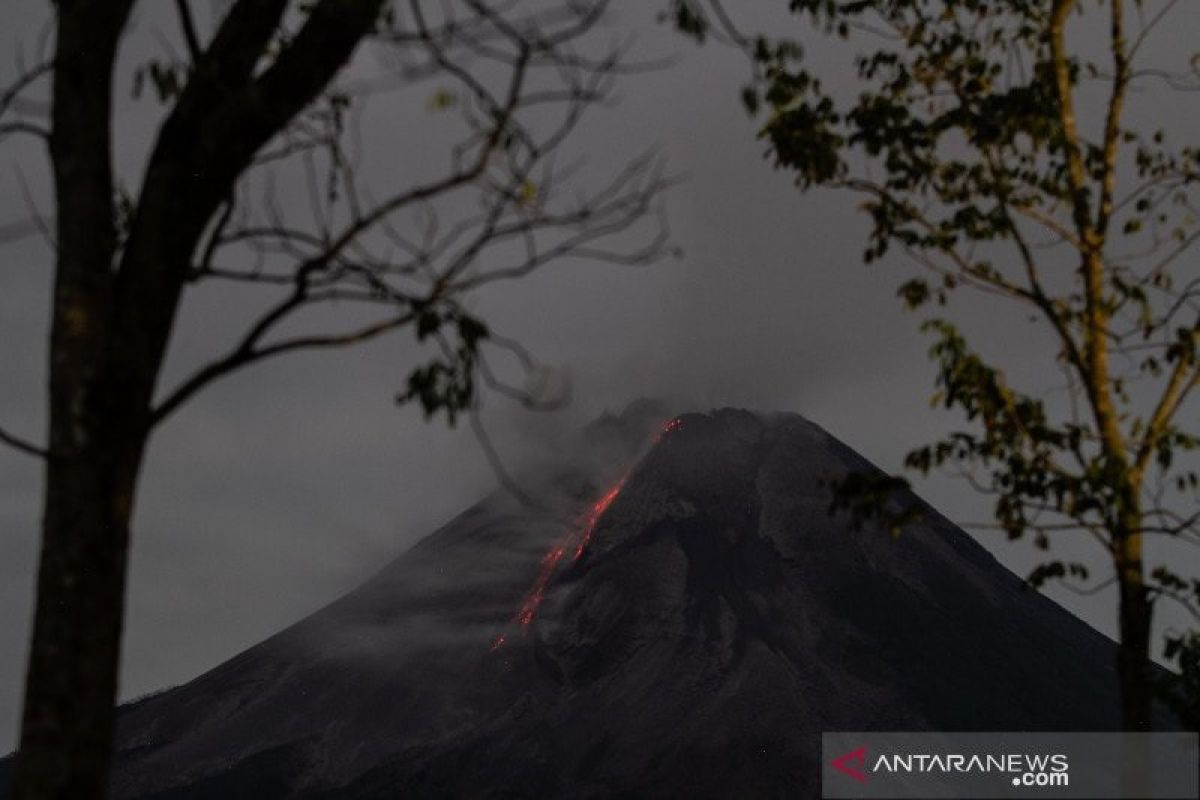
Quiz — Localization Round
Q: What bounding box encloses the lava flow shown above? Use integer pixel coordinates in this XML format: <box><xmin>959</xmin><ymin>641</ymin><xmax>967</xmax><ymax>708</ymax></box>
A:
<box><xmin>573</xmin><ymin>476</ymin><xmax>627</xmax><ymax>561</ymax></box>
<box><xmin>490</xmin><ymin>418</ymin><xmax>682</xmax><ymax>651</ymax></box>
<box><xmin>515</xmin><ymin>540</ymin><xmax>570</xmax><ymax>626</ymax></box>
<box><xmin>655</xmin><ymin>417</ymin><xmax>683</xmax><ymax>442</ymax></box>
<box><xmin>487</xmin><ymin>474</ymin><xmax>627</xmax><ymax>651</ymax></box>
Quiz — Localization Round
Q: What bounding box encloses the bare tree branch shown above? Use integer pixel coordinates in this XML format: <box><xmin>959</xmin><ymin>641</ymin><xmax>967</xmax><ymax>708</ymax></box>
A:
<box><xmin>174</xmin><ymin>0</ymin><xmax>203</xmax><ymax>62</ymax></box>
<box><xmin>0</xmin><ymin>424</ymin><xmax>48</xmax><ymax>460</ymax></box>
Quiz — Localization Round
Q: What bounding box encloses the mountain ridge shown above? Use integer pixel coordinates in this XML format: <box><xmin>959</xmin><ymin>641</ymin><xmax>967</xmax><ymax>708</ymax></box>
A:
<box><xmin>4</xmin><ymin>406</ymin><xmax>1173</xmax><ymax>799</ymax></box>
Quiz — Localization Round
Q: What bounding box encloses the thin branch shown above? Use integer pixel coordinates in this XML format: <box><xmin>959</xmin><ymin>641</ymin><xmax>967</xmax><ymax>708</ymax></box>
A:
<box><xmin>151</xmin><ymin>309</ymin><xmax>418</xmax><ymax>426</ymax></box>
<box><xmin>174</xmin><ymin>0</ymin><xmax>202</xmax><ymax>62</ymax></box>
<box><xmin>1060</xmin><ymin>574</ymin><xmax>1119</xmax><ymax>597</ymax></box>
<box><xmin>469</xmin><ymin>406</ymin><xmax>541</xmax><ymax>509</ymax></box>
<box><xmin>0</xmin><ymin>59</ymin><xmax>51</xmax><ymax>120</ymax></box>
<box><xmin>0</xmin><ymin>424</ymin><xmax>48</xmax><ymax>460</ymax></box>
<box><xmin>0</xmin><ymin>120</ymin><xmax>50</xmax><ymax>143</ymax></box>
<box><xmin>1150</xmin><ymin>585</ymin><xmax>1200</xmax><ymax>625</ymax></box>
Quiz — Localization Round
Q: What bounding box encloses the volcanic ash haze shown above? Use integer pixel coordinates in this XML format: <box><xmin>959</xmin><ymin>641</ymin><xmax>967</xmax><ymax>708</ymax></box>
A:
<box><xmin>5</xmin><ymin>405</ymin><xmax>1172</xmax><ymax>799</ymax></box>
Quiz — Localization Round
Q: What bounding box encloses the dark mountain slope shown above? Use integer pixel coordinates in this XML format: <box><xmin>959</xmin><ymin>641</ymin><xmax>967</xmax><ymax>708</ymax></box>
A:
<box><xmin>8</xmin><ymin>407</ymin><xmax>1169</xmax><ymax>799</ymax></box>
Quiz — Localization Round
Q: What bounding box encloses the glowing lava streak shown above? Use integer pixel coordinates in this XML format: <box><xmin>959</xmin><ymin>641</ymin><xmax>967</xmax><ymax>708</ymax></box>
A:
<box><xmin>503</xmin><ymin>474</ymin><xmax>628</xmax><ymax>636</ymax></box>
<box><xmin>573</xmin><ymin>476</ymin><xmax>627</xmax><ymax>561</ymax></box>
<box><xmin>512</xmin><ymin>473</ymin><xmax>628</xmax><ymax>630</ymax></box>
<box><xmin>655</xmin><ymin>417</ymin><xmax>683</xmax><ymax>442</ymax></box>
<box><xmin>515</xmin><ymin>541</ymin><xmax>569</xmax><ymax>626</ymax></box>
<box><xmin>491</xmin><ymin>418</ymin><xmax>682</xmax><ymax>649</ymax></box>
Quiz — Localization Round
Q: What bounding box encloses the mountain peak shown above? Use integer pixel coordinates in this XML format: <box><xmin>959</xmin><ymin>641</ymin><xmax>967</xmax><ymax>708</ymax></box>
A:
<box><xmin>101</xmin><ymin>407</ymin><xmax>1166</xmax><ymax>799</ymax></box>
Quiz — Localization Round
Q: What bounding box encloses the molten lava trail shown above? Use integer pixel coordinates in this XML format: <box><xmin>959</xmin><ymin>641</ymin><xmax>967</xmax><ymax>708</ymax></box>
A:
<box><xmin>655</xmin><ymin>417</ymin><xmax>683</xmax><ymax>442</ymax></box>
<box><xmin>572</xmin><ymin>476</ymin><xmax>626</xmax><ymax>561</ymax></box>
<box><xmin>487</xmin><ymin>475</ymin><xmax>626</xmax><ymax>648</ymax></box>
<box><xmin>514</xmin><ymin>473</ymin><xmax>628</xmax><ymax>630</ymax></box>
<box><xmin>516</xmin><ymin>540</ymin><xmax>570</xmax><ymax>626</ymax></box>
<box><xmin>491</xmin><ymin>418</ymin><xmax>683</xmax><ymax>650</ymax></box>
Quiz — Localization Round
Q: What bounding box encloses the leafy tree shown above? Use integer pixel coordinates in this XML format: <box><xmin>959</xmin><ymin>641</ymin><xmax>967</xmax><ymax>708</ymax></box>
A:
<box><xmin>672</xmin><ymin>0</ymin><xmax>1200</xmax><ymax>730</ymax></box>
<box><xmin>0</xmin><ymin>1</ymin><xmax>666</xmax><ymax>796</ymax></box>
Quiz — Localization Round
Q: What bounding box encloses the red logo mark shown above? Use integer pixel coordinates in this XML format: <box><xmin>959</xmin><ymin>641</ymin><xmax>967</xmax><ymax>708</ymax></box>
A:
<box><xmin>832</xmin><ymin>746</ymin><xmax>868</xmax><ymax>783</ymax></box>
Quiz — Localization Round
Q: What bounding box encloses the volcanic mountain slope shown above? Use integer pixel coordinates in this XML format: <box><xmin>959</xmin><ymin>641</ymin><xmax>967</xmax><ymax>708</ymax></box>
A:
<box><xmin>17</xmin><ymin>407</ymin><xmax>1172</xmax><ymax>798</ymax></box>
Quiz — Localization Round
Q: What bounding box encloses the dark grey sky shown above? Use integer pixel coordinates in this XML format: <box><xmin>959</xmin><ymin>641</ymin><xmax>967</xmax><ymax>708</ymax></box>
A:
<box><xmin>2</xmin><ymin>1</ymin><xmax>1198</xmax><ymax>753</ymax></box>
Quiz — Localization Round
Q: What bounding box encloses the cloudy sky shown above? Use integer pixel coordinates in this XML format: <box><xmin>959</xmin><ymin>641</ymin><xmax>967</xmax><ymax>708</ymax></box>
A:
<box><xmin>2</xmin><ymin>1</ymin><xmax>1198</xmax><ymax>752</ymax></box>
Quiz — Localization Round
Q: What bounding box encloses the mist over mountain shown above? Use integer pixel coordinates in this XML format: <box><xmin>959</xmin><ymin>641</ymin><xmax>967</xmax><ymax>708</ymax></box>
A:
<box><xmin>4</xmin><ymin>405</ymin><xmax>1171</xmax><ymax>799</ymax></box>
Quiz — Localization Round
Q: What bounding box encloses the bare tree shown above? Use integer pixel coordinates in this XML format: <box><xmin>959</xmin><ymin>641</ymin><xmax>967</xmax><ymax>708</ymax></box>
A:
<box><xmin>0</xmin><ymin>1</ymin><xmax>668</xmax><ymax>797</ymax></box>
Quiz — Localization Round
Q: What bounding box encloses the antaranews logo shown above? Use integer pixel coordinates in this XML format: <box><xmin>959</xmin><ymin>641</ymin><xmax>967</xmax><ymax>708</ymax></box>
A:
<box><xmin>859</xmin><ymin>753</ymin><xmax>1075</xmax><ymax>786</ymax></box>
<box><xmin>831</xmin><ymin>747</ymin><xmax>1070</xmax><ymax>787</ymax></box>
<box><xmin>823</xmin><ymin>732</ymin><xmax>1199</xmax><ymax>799</ymax></box>
<box><xmin>831</xmin><ymin>746</ymin><xmax>868</xmax><ymax>783</ymax></box>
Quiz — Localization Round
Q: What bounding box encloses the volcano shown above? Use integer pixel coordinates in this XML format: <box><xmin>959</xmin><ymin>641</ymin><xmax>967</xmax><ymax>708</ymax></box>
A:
<box><xmin>13</xmin><ymin>406</ymin><xmax>1175</xmax><ymax>798</ymax></box>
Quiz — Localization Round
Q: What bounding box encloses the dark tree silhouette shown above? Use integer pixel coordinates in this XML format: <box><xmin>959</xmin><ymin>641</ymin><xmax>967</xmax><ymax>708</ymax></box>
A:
<box><xmin>0</xmin><ymin>2</ymin><xmax>667</xmax><ymax>797</ymax></box>
<box><xmin>671</xmin><ymin>0</ymin><xmax>1200</xmax><ymax>732</ymax></box>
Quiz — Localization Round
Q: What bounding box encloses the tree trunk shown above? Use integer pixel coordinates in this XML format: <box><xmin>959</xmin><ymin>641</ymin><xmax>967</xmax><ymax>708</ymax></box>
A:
<box><xmin>1116</xmin><ymin>502</ymin><xmax>1152</xmax><ymax>731</ymax></box>
<box><xmin>12</xmin><ymin>433</ymin><xmax>147</xmax><ymax>799</ymax></box>
<box><xmin>9</xmin><ymin>2</ymin><xmax>138</xmax><ymax>796</ymax></box>
<box><xmin>7</xmin><ymin>3</ymin><xmax>387</xmax><ymax>796</ymax></box>
<box><xmin>1117</xmin><ymin>530</ymin><xmax>1153</xmax><ymax>797</ymax></box>
<box><xmin>1118</xmin><ymin>575</ymin><xmax>1153</xmax><ymax>730</ymax></box>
